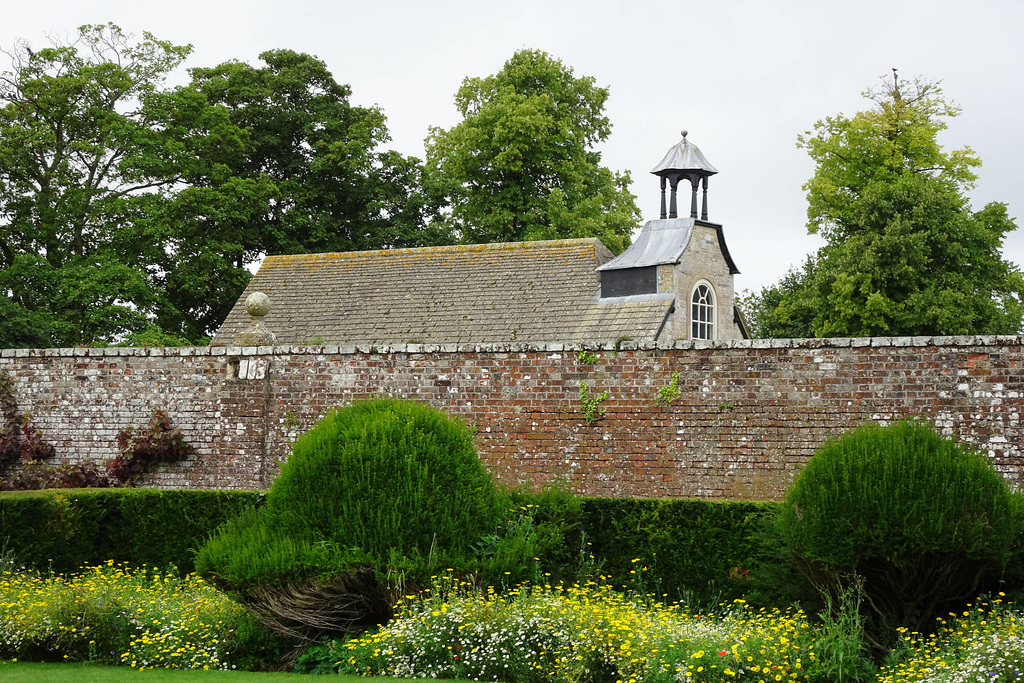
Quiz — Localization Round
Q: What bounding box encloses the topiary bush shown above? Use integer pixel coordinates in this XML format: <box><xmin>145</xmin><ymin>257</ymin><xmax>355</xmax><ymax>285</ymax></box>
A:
<box><xmin>195</xmin><ymin>398</ymin><xmax>505</xmax><ymax>641</ymax></box>
<box><xmin>778</xmin><ymin>420</ymin><xmax>1017</xmax><ymax>654</ymax></box>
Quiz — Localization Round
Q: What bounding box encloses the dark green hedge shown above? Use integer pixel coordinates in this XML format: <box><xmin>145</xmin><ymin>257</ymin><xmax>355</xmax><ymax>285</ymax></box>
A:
<box><xmin>579</xmin><ymin>498</ymin><xmax>781</xmax><ymax>607</ymax></box>
<box><xmin>0</xmin><ymin>488</ymin><xmax>263</xmax><ymax>574</ymax></box>
<box><xmin>2</xmin><ymin>487</ymin><xmax>783</xmax><ymax>605</ymax></box>
<box><xmin>5</xmin><ymin>487</ymin><xmax>1018</xmax><ymax>613</ymax></box>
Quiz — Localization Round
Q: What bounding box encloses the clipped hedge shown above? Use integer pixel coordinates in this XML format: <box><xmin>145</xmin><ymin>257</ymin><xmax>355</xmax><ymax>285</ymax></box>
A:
<box><xmin>0</xmin><ymin>486</ymin><xmax>784</xmax><ymax>607</ymax></box>
<box><xmin>579</xmin><ymin>498</ymin><xmax>781</xmax><ymax>607</ymax></box>
<box><xmin>0</xmin><ymin>488</ymin><xmax>263</xmax><ymax>573</ymax></box>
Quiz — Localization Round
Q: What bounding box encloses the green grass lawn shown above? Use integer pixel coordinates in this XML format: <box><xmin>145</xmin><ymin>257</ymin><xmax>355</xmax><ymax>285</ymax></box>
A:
<box><xmin>0</xmin><ymin>662</ymin><xmax>304</xmax><ymax>681</ymax></box>
<box><xmin>0</xmin><ymin>661</ymin><xmax>465</xmax><ymax>682</ymax></box>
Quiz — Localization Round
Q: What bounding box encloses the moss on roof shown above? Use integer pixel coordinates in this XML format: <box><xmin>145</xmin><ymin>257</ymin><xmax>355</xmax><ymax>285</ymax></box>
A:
<box><xmin>212</xmin><ymin>239</ymin><xmax>673</xmax><ymax>346</ymax></box>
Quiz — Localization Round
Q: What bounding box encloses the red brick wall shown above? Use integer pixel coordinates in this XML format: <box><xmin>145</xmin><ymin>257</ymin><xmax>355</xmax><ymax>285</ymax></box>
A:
<box><xmin>4</xmin><ymin>335</ymin><xmax>1022</xmax><ymax>500</ymax></box>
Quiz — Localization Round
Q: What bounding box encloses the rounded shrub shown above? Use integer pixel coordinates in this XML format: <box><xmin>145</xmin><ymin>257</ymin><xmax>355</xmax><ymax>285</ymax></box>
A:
<box><xmin>778</xmin><ymin>420</ymin><xmax>1017</xmax><ymax>650</ymax></box>
<box><xmin>195</xmin><ymin>398</ymin><xmax>503</xmax><ymax>640</ymax></box>
<box><xmin>263</xmin><ymin>398</ymin><xmax>500</xmax><ymax>561</ymax></box>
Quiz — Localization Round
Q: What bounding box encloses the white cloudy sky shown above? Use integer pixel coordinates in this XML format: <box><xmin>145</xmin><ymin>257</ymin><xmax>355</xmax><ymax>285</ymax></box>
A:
<box><xmin>4</xmin><ymin>0</ymin><xmax>1022</xmax><ymax>294</ymax></box>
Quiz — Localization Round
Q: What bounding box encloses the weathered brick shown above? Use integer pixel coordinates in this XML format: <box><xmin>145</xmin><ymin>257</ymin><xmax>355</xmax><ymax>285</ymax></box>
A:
<box><xmin>2</xmin><ymin>336</ymin><xmax>1022</xmax><ymax>499</ymax></box>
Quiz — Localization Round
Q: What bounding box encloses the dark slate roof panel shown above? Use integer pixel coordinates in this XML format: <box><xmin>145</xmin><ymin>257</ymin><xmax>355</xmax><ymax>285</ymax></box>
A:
<box><xmin>597</xmin><ymin>219</ymin><xmax>694</xmax><ymax>271</ymax></box>
<box><xmin>212</xmin><ymin>239</ymin><xmax>673</xmax><ymax>346</ymax></box>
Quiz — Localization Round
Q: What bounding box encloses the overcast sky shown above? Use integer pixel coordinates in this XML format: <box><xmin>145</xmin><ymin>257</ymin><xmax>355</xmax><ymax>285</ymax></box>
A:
<box><xmin>4</xmin><ymin>0</ymin><xmax>1022</xmax><ymax>294</ymax></box>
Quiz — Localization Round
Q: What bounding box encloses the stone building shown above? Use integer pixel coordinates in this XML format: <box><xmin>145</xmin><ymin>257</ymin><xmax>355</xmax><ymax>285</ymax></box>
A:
<box><xmin>212</xmin><ymin>133</ymin><xmax>747</xmax><ymax>346</ymax></box>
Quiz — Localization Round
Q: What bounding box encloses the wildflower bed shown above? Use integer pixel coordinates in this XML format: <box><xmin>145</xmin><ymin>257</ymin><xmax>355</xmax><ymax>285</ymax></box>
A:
<box><xmin>0</xmin><ymin>561</ymin><xmax>254</xmax><ymax>670</ymax></box>
<box><xmin>331</xmin><ymin>574</ymin><xmax>815</xmax><ymax>682</ymax></box>
<box><xmin>4</xmin><ymin>563</ymin><xmax>1024</xmax><ymax>682</ymax></box>
<box><xmin>331</xmin><ymin>574</ymin><xmax>1024</xmax><ymax>683</ymax></box>
<box><xmin>876</xmin><ymin>597</ymin><xmax>1024</xmax><ymax>683</ymax></box>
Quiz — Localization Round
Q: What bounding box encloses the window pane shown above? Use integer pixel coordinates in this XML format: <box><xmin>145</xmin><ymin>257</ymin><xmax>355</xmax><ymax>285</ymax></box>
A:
<box><xmin>691</xmin><ymin>284</ymin><xmax>715</xmax><ymax>340</ymax></box>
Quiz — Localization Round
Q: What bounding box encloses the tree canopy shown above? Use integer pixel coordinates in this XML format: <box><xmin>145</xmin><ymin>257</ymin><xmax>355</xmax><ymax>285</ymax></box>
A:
<box><xmin>0</xmin><ymin>32</ymin><xmax>651</xmax><ymax>348</ymax></box>
<box><xmin>0</xmin><ymin>24</ymin><xmax>204</xmax><ymax>345</ymax></box>
<box><xmin>0</xmin><ymin>25</ymin><xmax>440</xmax><ymax>347</ymax></box>
<box><xmin>186</xmin><ymin>49</ymin><xmax>446</xmax><ymax>257</ymax></box>
<box><xmin>424</xmin><ymin>49</ymin><xmax>640</xmax><ymax>253</ymax></box>
<box><xmin>743</xmin><ymin>73</ymin><xmax>1023</xmax><ymax>338</ymax></box>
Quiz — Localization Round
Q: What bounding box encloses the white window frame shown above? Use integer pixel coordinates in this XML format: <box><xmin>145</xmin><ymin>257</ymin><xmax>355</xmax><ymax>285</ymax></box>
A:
<box><xmin>690</xmin><ymin>281</ymin><xmax>716</xmax><ymax>340</ymax></box>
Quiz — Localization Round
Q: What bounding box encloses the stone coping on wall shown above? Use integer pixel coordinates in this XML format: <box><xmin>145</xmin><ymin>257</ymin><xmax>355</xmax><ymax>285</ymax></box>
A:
<box><xmin>3</xmin><ymin>334</ymin><xmax>1022</xmax><ymax>358</ymax></box>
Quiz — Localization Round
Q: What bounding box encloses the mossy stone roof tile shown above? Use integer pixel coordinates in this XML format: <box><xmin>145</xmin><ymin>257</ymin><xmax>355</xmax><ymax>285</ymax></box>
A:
<box><xmin>212</xmin><ymin>238</ymin><xmax>673</xmax><ymax>345</ymax></box>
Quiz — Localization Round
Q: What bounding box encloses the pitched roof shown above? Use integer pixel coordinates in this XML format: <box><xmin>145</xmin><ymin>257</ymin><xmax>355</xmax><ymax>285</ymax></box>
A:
<box><xmin>212</xmin><ymin>239</ymin><xmax>674</xmax><ymax>346</ymax></box>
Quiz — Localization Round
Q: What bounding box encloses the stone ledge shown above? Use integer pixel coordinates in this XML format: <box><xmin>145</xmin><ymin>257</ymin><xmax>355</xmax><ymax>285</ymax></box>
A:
<box><xmin>0</xmin><ymin>334</ymin><xmax>1018</xmax><ymax>361</ymax></box>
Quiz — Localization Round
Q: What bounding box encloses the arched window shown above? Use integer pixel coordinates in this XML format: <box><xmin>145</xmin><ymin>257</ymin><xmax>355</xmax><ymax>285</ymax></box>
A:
<box><xmin>691</xmin><ymin>282</ymin><xmax>716</xmax><ymax>340</ymax></box>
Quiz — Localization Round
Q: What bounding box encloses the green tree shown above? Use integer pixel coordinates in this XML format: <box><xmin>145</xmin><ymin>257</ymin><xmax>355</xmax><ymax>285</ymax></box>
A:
<box><xmin>424</xmin><ymin>49</ymin><xmax>640</xmax><ymax>252</ymax></box>
<box><xmin>186</xmin><ymin>50</ymin><xmax>447</xmax><ymax>258</ymax></box>
<box><xmin>744</xmin><ymin>74</ymin><xmax>1023</xmax><ymax>338</ymax></box>
<box><xmin>0</xmin><ymin>28</ymin><xmax>441</xmax><ymax>347</ymax></box>
<box><xmin>0</xmin><ymin>24</ymin><xmax>257</xmax><ymax>345</ymax></box>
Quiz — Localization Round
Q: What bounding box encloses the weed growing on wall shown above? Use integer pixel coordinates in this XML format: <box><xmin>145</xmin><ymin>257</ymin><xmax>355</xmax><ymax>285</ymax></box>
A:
<box><xmin>577</xmin><ymin>382</ymin><xmax>608</xmax><ymax>424</ymax></box>
<box><xmin>574</xmin><ymin>349</ymin><xmax>599</xmax><ymax>365</ymax></box>
<box><xmin>654</xmin><ymin>371</ymin><xmax>681</xmax><ymax>407</ymax></box>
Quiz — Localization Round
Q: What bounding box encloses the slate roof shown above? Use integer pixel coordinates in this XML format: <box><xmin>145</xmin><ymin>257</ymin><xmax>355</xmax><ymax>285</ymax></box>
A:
<box><xmin>211</xmin><ymin>239</ymin><xmax>675</xmax><ymax>346</ymax></box>
<box><xmin>598</xmin><ymin>218</ymin><xmax>740</xmax><ymax>275</ymax></box>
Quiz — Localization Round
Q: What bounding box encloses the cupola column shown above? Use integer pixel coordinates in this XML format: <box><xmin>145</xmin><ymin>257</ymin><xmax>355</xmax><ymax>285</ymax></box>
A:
<box><xmin>701</xmin><ymin>176</ymin><xmax>709</xmax><ymax>220</ymax></box>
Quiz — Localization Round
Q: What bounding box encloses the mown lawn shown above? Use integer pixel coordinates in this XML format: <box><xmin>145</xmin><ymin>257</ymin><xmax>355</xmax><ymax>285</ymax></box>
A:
<box><xmin>0</xmin><ymin>661</ymin><xmax>302</xmax><ymax>681</ymax></box>
<box><xmin>0</xmin><ymin>661</ymin><xmax>465</xmax><ymax>682</ymax></box>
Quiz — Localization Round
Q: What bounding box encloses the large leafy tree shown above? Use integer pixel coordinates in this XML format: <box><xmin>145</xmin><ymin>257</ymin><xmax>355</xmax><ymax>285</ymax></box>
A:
<box><xmin>186</xmin><ymin>50</ymin><xmax>446</xmax><ymax>257</ymax></box>
<box><xmin>424</xmin><ymin>49</ymin><xmax>640</xmax><ymax>252</ymax></box>
<box><xmin>744</xmin><ymin>74</ymin><xmax>1023</xmax><ymax>338</ymax></box>
<box><xmin>0</xmin><ymin>23</ymin><xmax>224</xmax><ymax>345</ymax></box>
<box><xmin>0</xmin><ymin>27</ymin><xmax>440</xmax><ymax>347</ymax></box>
<box><xmin>159</xmin><ymin>49</ymin><xmax>446</xmax><ymax>341</ymax></box>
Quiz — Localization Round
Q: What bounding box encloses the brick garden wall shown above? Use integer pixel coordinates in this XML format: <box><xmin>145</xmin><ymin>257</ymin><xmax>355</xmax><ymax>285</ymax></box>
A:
<box><xmin>3</xmin><ymin>335</ymin><xmax>1022</xmax><ymax>500</ymax></box>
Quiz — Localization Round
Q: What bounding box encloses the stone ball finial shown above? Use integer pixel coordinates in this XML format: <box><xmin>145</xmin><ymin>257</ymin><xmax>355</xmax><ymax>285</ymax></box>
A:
<box><xmin>236</xmin><ymin>291</ymin><xmax>276</xmax><ymax>346</ymax></box>
<box><xmin>245</xmin><ymin>291</ymin><xmax>272</xmax><ymax>318</ymax></box>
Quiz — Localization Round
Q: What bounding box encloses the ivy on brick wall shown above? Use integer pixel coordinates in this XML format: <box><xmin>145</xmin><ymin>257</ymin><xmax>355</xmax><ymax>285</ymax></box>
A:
<box><xmin>107</xmin><ymin>411</ymin><xmax>196</xmax><ymax>485</ymax></box>
<box><xmin>0</xmin><ymin>375</ymin><xmax>195</xmax><ymax>490</ymax></box>
<box><xmin>0</xmin><ymin>370</ymin><xmax>55</xmax><ymax>472</ymax></box>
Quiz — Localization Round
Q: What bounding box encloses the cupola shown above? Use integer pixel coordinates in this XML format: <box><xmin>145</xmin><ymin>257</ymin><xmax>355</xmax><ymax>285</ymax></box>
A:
<box><xmin>594</xmin><ymin>131</ymin><xmax>746</xmax><ymax>340</ymax></box>
<box><xmin>650</xmin><ymin>130</ymin><xmax>718</xmax><ymax>221</ymax></box>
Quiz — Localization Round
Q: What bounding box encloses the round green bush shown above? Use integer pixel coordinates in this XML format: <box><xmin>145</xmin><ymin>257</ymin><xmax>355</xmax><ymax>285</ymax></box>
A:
<box><xmin>778</xmin><ymin>420</ymin><xmax>1017</xmax><ymax>647</ymax></box>
<box><xmin>265</xmin><ymin>398</ymin><xmax>501</xmax><ymax>563</ymax></box>
<box><xmin>195</xmin><ymin>398</ymin><xmax>504</xmax><ymax>638</ymax></box>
